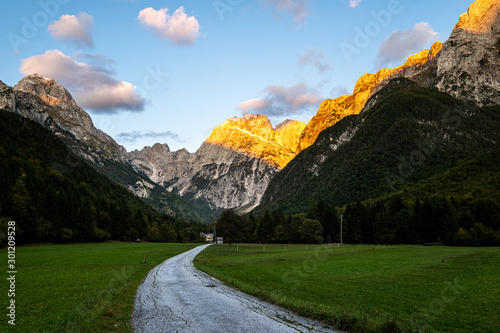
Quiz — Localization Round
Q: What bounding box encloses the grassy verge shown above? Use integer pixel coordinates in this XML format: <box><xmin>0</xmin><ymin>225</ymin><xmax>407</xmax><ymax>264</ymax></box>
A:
<box><xmin>1</xmin><ymin>242</ymin><xmax>199</xmax><ymax>332</ymax></box>
<box><xmin>194</xmin><ymin>244</ymin><xmax>500</xmax><ymax>332</ymax></box>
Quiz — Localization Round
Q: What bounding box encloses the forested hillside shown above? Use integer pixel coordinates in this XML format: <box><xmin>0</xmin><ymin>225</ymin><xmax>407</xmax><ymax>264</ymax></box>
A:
<box><xmin>235</xmin><ymin>79</ymin><xmax>500</xmax><ymax>246</ymax></box>
<box><xmin>218</xmin><ymin>150</ymin><xmax>500</xmax><ymax>246</ymax></box>
<box><xmin>258</xmin><ymin>79</ymin><xmax>500</xmax><ymax>214</ymax></box>
<box><xmin>0</xmin><ymin>111</ymin><xmax>206</xmax><ymax>245</ymax></box>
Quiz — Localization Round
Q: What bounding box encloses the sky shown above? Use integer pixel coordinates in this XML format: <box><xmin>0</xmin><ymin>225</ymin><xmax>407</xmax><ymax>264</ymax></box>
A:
<box><xmin>0</xmin><ymin>0</ymin><xmax>474</xmax><ymax>153</ymax></box>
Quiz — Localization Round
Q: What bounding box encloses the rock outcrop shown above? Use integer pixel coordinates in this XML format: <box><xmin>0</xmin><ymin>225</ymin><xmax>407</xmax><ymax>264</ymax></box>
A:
<box><xmin>127</xmin><ymin>141</ymin><xmax>278</xmax><ymax>212</ymax></box>
<box><xmin>206</xmin><ymin>114</ymin><xmax>305</xmax><ymax>169</ymax></box>
<box><xmin>11</xmin><ymin>74</ymin><xmax>127</xmax><ymax>163</ymax></box>
<box><xmin>298</xmin><ymin>0</ymin><xmax>500</xmax><ymax>153</ymax></box>
<box><xmin>298</xmin><ymin>41</ymin><xmax>443</xmax><ymax>152</ymax></box>
<box><xmin>1</xmin><ymin>74</ymin><xmax>155</xmax><ymax>198</ymax></box>
<box><xmin>455</xmin><ymin>0</ymin><xmax>500</xmax><ymax>33</ymax></box>
<box><xmin>436</xmin><ymin>0</ymin><xmax>500</xmax><ymax>106</ymax></box>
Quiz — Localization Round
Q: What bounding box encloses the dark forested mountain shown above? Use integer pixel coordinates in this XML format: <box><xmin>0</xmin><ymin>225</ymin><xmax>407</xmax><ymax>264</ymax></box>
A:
<box><xmin>1</xmin><ymin>1</ymin><xmax>498</xmax><ymax>245</ymax></box>
<box><xmin>0</xmin><ymin>77</ymin><xmax>215</xmax><ymax>223</ymax></box>
<box><xmin>258</xmin><ymin>78</ymin><xmax>500</xmax><ymax>214</ymax></box>
<box><xmin>0</xmin><ymin>111</ymin><xmax>206</xmax><ymax>244</ymax></box>
<box><xmin>331</xmin><ymin>149</ymin><xmax>500</xmax><ymax>246</ymax></box>
<box><xmin>215</xmin><ymin>148</ymin><xmax>500</xmax><ymax>246</ymax></box>
<box><xmin>249</xmin><ymin>0</ymin><xmax>500</xmax><ymax>246</ymax></box>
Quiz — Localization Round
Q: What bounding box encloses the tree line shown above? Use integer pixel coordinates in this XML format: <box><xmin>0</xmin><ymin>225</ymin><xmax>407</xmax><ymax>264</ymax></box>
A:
<box><xmin>216</xmin><ymin>196</ymin><xmax>500</xmax><ymax>246</ymax></box>
<box><xmin>0</xmin><ymin>111</ymin><xmax>207</xmax><ymax>246</ymax></box>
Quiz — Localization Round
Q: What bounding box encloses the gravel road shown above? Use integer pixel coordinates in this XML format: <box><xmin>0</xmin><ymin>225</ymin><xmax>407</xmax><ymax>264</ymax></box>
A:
<box><xmin>133</xmin><ymin>244</ymin><xmax>338</xmax><ymax>333</ymax></box>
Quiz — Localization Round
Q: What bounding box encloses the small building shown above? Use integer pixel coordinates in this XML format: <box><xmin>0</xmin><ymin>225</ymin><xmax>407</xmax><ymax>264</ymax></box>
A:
<box><xmin>200</xmin><ymin>233</ymin><xmax>214</xmax><ymax>243</ymax></box>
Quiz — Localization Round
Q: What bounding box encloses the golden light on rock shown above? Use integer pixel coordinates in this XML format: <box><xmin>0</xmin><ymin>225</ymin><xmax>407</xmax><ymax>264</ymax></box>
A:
<box><xmin>202</xmin><ymin>0</ymin><xmax>500</xmax><ymax>171</ymax></box>
<box><xmin>297</xmin><ymin>41</ymin><xmax>443</xmax><ymax>153</ymax></box>
<box><xmin>206</xmin><ymin>114</ymin><xmax>306</xmax><ymax>169</ymax></box>
<box><xmin>455</xmin><ymin>0</ymin><xmax>500</xmax><ymax>33</ymax></box>
<box><xmin>207</xmin><ymin>41</ymin><xmax>444</xmax><ymax>169</ymax></box>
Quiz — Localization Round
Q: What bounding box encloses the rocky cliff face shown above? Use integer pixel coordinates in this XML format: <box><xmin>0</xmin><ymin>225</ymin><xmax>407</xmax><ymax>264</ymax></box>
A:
<box><xmin>297</xmin><ymin>41</ymin><xmax>443</xmax><ymax>152</ymax></box>
<box><xmin>436</xmin><ymin>0</ymin><xmax>500</xmax><ymax>106</ymax></box>
<box><xmin>299</xmin><ymin>0</ymin><xmax>500</xmax><ymax>153</ymax></box>
<box><xmin>1</xmin><ymin>74</ymin><xmax>156</xmax><ymax>197</ymax></box>
<box><xmin>126</xmin><ymin>113</ymin><xmax>300</xmax><ymax>211</ymax></box>
<box><xmin>206</xmin><ymin>114</ymin><xmax>305</xmax><ymax>169</ymax></box>
<box><xmin>126</xmin><ymin>141</ymin><xmax>278</xmax><ymax>212</ymax></box>
<box><xmin>10</xmin><ymin>74</ymin><xmax>127</xmax><ymax>163</ymax></box>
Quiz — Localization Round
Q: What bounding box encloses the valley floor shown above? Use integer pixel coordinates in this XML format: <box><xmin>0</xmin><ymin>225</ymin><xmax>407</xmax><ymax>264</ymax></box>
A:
<box><xmin>0</xmin><ymin>242</ymin><xmax>199</xmax><ymax>332</ymax></box>
<box><xmin>194</xmin><ymin>244</ymin><xmax>500</xmax><ymax>333</ymax></box>
<box><xmin>133</xmin><ymin>244</ymin><xmax>337</xmax><ymax>332</ymax></box>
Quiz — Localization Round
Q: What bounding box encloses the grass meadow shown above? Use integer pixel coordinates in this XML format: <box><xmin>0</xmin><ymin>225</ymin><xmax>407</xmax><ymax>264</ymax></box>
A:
<box><xmin>0</xmin><ymin>242</ymin><xmax>198</xmax><ymax>333</ymax></box>
<box><xmin>194</xmin><ymin>244</ymin><xmax>500</xmax><ymax>332</ymax></box>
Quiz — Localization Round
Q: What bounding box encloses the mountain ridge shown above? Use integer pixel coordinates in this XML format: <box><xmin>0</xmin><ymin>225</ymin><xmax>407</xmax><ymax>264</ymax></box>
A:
<box><xmin>257</xmin><ymin>77</ymin><xmax>500</xmax><ymax>214</ymax></box>
<box><xmin>3</xmin><ymin>0</ymin><xmax>498</xmax><ymax>216</ymax></box>
<box><xmin>1</xmin><ymin>76</ymin><xmax>216</xmax><ymax>223</ymax></box>
<box><xmin>205</xmin><ymin>113</ymin><xmax>306</xmax><ymax>169</ymax></box>
<box><xmin>297</xmin><ymin>0</ymin><xmax>500</xmax><ymax>154</ymax></box>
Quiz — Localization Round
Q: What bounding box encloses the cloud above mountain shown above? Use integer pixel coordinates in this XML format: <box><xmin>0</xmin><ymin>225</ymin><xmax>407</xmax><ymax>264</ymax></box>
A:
<box><xmin>117</xmin><ymin>130</ymin><xmax>180</xmax><ymax>144</ymax></box>
<box><xmin>238</xmin><ymin>82</ymin><xmax>321</xmax><ymax>116</ymax></box>
<box><xmin>20</xmin><ymin>50</ymin><xmax>146</xmax><ymax>113</ymax></box>
<box><xmin>261</xmin><ymin>0</ymin><xmax>309</xmax><ymax>25</ymax></box>
<box><xmin>138</xmin><ymin>6</ymin><xmax>200</xmax><ymax>45</ymax></box>
<box><xmin>298</xmin><ymin>48</ymin><xmax>331</xmax><ymax>74</ymax></box>
<box><xmin>349</xmin><ymin>0</ymin><xmax>362</xmax><ymax>8</ymax></box>
<box><xmin>49</xmin><ymin>13</ymin><xmax>95</xmax><ymax>48</ymax></box>
<box><xmin>375</xmin><ymin>22</ymin><xmax>438</xmax><ymax>67</ymax></box>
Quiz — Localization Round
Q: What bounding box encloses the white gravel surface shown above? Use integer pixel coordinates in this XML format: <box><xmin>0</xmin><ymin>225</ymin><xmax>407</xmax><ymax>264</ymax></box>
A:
<box><xmin>133</xmin><ymin>244</ymin><xmax>338</xmax><ymax>333</ymax></box>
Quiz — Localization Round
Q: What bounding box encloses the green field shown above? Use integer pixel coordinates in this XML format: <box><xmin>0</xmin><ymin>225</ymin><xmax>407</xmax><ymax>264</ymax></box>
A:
<box><xmin>194</xmin><ymin>244</ymin><xmax>500</xmax><ymax>332</ymax></box>
<box><xmin>1</xmin><ymin>242</ymin><xmax>198</xmax><ymax>333</ymax></box>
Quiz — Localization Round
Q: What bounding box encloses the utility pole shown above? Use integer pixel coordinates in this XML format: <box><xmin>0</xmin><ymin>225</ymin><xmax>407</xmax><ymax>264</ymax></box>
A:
<box><xmin>213</xmin><ymin>224</ymin><xmax>216</xmax><ymax>244</ymax></box>
<box><xmin>340</xmin><ymin>214</ymin><xmax>343</xmax><ymax>246</ymax></box>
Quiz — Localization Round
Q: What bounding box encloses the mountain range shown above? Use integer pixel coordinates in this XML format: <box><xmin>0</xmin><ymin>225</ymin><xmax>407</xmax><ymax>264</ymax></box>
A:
<box><xmin>257</xmin><ymin>0</ymin><xmax>500</xmax><ymax>213</ymax></box>
<box><xmin>1</xmin><ymin>0</ymin><xmax>499</xmax><ymax>223</ymax></box>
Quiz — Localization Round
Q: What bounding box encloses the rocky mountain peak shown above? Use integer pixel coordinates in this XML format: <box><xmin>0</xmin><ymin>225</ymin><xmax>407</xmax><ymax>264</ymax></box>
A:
<box><xmin>14</xmin><ymin>74</ymin><xmax>76</xmax><ymax>107</ymax></box>
<box><xmin>297</xmin><ymin>40</ymin><xmax>443</xmax><ymax>153</ymax></box>
<box><xmin>150</xmin><ymin>142</ymin><xmax>171</xmax><ymax>153</ymax></box>
<box><xmin>436</xmin><ymin>0</ymin><xmax>500</xmax><ymax>106</ymax></box>
<box><xmin>6</xmin><ymin>75</ymin><xmax>127</xmax><ymax>166</ymax></box>
<box><xmin>206</xmin><ymin>114</ymin><xmax>305</xmax><ymax>169</ymax></box>
<box><xmin>275</xmin><ymin>119</ymin><xmax>304</xmax><ymax>131</ymax></box>
<box><xmin>274</xmin><ymin>120</ymin><xmax>306</xmax><ymax>154</ymax></box>
<box><xmin>297</xmin><ymin>0</ymin><xmax>500</xmax><ymax>155</ymax></box>
<box><xmin>455</xmin><ymin>0</ymin><xmax>500</xmax><ymax>33</ymax></box>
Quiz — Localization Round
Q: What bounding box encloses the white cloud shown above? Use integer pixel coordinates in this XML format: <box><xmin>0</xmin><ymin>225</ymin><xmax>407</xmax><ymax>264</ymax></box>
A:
<box><xmin>349</xmin><ymin>0</ymin><xmax>362</xmax><ymax>9</ymax></box>
<box><xmin>238</xmin><ymin>99</ymin><xmax>271</xmax><ymax>112</ymax></box>
<box><xmin>261</xmin><ymin>0</ymin><xmax>309</xmax><ymax>25</ymax></box>
<box><xmin>238</xmin><ymin>82</ymin><xmax>321</xmax><ymax>116</ymax></box>
<box><xmin>375</xmin><ymin>22</ymin><xmax>439</xmax><ymax>67</ymax></box>
<box><xmin>49</xmin><ymin>13</ymin><xmax>94</xmax><ymax>48</ymax></box>
<box><xmin>138</xmin><ymin>7</ymin><xmax>200</xmax><ymax>45</ymax></box>
<box><xmin>298</xmin><ymin>48</ymin><xmax>331</xmax><ymax>74</ymax></box>
<box><xmin>20</xmin><ymin>50</ymin><xmax>146</xmax><ymax>113</ymax></box>
<box><xmin>73</xmin><ymin>52</ymin><xmax>115</xmax><ymax>73</ymax></box>
<box><xmin>117</xmin><ymin>130</ymin><xmax>180</xmax><ymax>144</ymax></box>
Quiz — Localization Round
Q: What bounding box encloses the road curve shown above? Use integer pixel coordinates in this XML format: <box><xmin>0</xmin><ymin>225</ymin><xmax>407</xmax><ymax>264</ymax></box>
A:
<box><xmin>133</xmin><ymin>244</ymin><xmax>338</xmax><ymax>333</ymax></box>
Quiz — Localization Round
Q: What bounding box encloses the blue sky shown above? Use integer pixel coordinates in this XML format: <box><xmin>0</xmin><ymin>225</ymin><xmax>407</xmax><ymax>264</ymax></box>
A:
<box><xmin>1</xmin><ymin>0</ymin><xmax>473</xmax><ymax>152</ymax></box>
